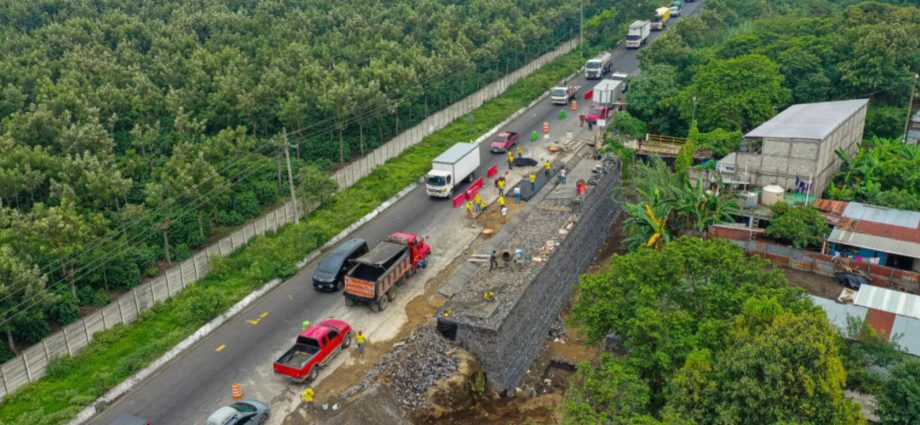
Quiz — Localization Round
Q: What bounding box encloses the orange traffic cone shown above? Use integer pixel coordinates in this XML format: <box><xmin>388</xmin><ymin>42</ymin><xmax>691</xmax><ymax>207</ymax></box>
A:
<box><xmin>543</xmin><ymin>121</ymin><xmax>549</xmax><ymax>134</ymax></box>
<box><xmin>231</xmin><ymin>383</ymin><xmax>243</xmax><ymax>400</ymax></box>
<box><xmin>571</xmin><ymin>100</ymin><xmax>578</xmax><ymax>111</ymax></box>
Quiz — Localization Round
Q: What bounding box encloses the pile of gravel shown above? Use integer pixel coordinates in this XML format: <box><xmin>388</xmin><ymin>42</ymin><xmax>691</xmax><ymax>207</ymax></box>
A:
<box><xmin>338</xmin><ymin>325</ymin><xmax>458</xmax><ymax>411</ymax></box>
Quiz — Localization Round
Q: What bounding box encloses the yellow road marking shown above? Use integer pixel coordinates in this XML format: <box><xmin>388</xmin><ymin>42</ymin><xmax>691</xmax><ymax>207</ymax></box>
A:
<box><xmin>259</xmin><ymin>312</ymin><xmax>269</xmax><ymax>318</ymax></box>
<box><xmin>216</xmin><ymin>345</ymin><xmax>225</xmax><ymax>352</ymax></box>
<box><xmin>248</xmin><ymin>319</ymin><xmax>260</xmax><ymax>325</ymax></box>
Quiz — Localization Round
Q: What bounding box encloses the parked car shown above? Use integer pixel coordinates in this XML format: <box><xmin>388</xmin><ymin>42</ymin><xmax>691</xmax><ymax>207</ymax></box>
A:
<box><xmin>273</xmin><ymin>319</ymin><xmax>352</xmax><ymax>382</ymax></box>
<box><xmin>108</xmin><ymin>415</ymin><xmax>150</xmax><ymax>425</ymax></box>
<box><xmin>489</xmin><ymin>132</ymin><xmax>520</xmax><ymax>153</ymax></box>
<box><xmin>836</xmin><ymin>272</ymin><xmax>869</xmax><ymax>290</ymax></box>
<box><xmin>206</xmin><ymin>399</ymin><xmax>270</xmax><ymax>425</ymax></box>
<box><xmin>585</xmin><ymin>106</ymin><xmax>612</xmax><ymax>123</ymax></box>
<box><xmin>313</xmin><ymin>238</ymin><xmax>369</xmax><ymax>291</ymax></box>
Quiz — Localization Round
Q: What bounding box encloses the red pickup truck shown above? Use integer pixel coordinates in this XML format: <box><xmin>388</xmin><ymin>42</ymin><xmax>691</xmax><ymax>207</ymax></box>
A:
<box><xmin>273</xmin><ymin>319</ymin><xmax>352</xmax><ymax>382</ymax></box>
<box><xmin>344</xmin><ymin>232</ymin><xmax>430</xmax><ymax>312</ymax></box>
<box><xmin>489</xmin><ymin>132</ymin><xmax>520</xmax><ymax>153</ymax></box>
<box><xmin>585</xmin><ymin>106</ymin><xmax>612</xmax><ymax>123</ymax></box>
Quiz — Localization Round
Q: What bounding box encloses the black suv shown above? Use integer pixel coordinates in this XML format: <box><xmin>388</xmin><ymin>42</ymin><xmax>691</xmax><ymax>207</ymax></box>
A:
<box><xmin>313</xmin><ymin>238</ymin><xmax>369</xmax><ymax>291</ymax></box>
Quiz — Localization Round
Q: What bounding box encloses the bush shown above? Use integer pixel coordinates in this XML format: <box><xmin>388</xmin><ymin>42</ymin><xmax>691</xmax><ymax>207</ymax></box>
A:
<box><xmin>187</xmin><ymin>287</ymin><xmax>226</xmax><ymax>323</ymax></box>
<box><xmin>47</xmin><ymin>293</ymin><xmax>80</xmax><ymax>325</ymax></box>
<box><xmin>78</xmin><ymin>286</ymin><xmax>112</xmax><ymax>308</ymax></box>
<box><xmin>0</xmin><ymin>341</ymin><xmax>13</xmax><ymax>362</ymax></box>
<box><xmin>12</xmin><ymin>313</ymin><xmax>51</xmax><ymax>344</ymax></box>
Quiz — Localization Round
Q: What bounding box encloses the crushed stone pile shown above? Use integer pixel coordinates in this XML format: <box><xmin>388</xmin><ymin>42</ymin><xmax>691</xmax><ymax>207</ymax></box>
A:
<box><xmin>339</xmin><ymin>325</ymin><xmax>458</xmax><ymax>411</ymax></box>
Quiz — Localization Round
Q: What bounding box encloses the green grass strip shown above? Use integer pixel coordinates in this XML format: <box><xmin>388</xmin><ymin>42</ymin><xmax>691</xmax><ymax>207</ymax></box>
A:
<box><xmin>0</xmin><ymin>48</ymin><xmax>586</xmax><ymax>425</ymax></box>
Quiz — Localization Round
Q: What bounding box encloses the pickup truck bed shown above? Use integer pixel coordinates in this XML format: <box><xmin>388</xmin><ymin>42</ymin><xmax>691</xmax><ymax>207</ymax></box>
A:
<box><xmin>277</xmin><ymin>344</ymin><xmax>319</xmax><ymax>368</ymax></box>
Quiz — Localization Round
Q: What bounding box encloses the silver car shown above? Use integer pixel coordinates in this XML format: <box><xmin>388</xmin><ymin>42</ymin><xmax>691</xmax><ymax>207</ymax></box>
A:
<box><xmin>206</xmin><ymin>399</ymin><xmax>270</xmax><ymax>425</ymax></box>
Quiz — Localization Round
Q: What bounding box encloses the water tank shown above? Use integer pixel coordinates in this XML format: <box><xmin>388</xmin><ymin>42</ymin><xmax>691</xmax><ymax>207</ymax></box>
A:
<box><xmin>741</xmin><ymin>192</ymin><xmax>758</xmax><ymax>209</ymax></box>
<box><xmin>761</xmin><ymin>185</ymin><xmax>785</xmax><ymax>206</ymax></box>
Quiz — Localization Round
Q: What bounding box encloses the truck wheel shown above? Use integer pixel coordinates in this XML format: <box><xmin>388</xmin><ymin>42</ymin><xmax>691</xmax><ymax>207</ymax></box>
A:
<box><xmin>342</xmin><ymin>332</ymin><xmax>353</xmax><ymax>348</ymax></box>
<box><xmin>308</xmin><ymin>368</ymin><xmax>318</xmax><ymax>381</ymax></box>
<box><xmin>387</xmin><ymin>287</ymin><xmax>398</xmax><ymax>301</ymax></box>
<box><xmin>377</xmin><ymin>295</ymin><xmax>389</xmax><ymax>312</ymax></box>
<box><xmin>336</xmin><ymin>279</ymin><xmax>344</xmax><ymax>291</ymax></box>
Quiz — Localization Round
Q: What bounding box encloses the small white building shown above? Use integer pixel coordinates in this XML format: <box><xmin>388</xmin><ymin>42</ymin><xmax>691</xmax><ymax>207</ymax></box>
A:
<box><xmin>718</xmin><ymin>99</ymin><xmax>869</xmax><ymax>195</ymax></box>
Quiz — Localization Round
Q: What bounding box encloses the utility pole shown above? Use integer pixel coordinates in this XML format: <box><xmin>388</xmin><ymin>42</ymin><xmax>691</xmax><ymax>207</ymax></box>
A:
<box><xmin>903</xmin><ymin>73</ymin><xmax>918</xmax><ymax>144</ymax></box>
<box><xmin>282</xmin><ymin>128</ymin><xmax>300</xmax><ymax>223</ymax></box>
<box><xmin>579</xmin><ymin>0</ymin><xmax>584</xmax><ymax>57</ymax></box>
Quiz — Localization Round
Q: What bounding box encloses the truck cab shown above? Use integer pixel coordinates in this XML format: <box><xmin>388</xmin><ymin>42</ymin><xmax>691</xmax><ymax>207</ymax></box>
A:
<box><xmin>389</xmin><ymin>231</ymin><xmax>431</xmax><ymax>270</ymax></box>
<box><xmin>651</xmin><ymin>7</ymin><xmax>671</xmax><ymax>30</ymax></box>
<box><xmin>426</xmin><ymin>142</ymin><xmax>480</xmax><ymax>198</ymax></box>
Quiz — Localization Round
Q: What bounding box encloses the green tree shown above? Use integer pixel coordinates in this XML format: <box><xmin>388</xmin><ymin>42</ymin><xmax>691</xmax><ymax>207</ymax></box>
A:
<box><xmin>626</xmin><ymin>64</ymin><xmax>681</xmax><ymax>133</ymax></box>
<box><xmin>563</xmin><ymin>354</ymin><xmax>651</xmax><ymax>425</ymax></box>
<box><xmin>0</xmin><ymin>246</ymin><xmax>53</xmax><ymax>355</ymax></box>
<box><xmin>765</xmin><ymin>201</ymin><xmax>830</xmax><ymax>248</ymax></box>
<box><xmin>877</xmin><ymin>360</ymin><xmax>920</xmax><ymax>425</ymax></box>
<box><xmin>678</xmin><ymin>54</ymin><xmax>791</xmax><ymax>132</ymax></box>
<box><xmin>296</xmin><ymin>164</ymin><xmax>338</xmax><ymax>210</ymax></box>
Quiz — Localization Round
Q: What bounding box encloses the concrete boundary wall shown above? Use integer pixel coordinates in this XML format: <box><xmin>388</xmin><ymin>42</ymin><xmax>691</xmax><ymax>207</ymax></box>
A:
<box><xmin>442</xmin><ymin>158</ymin><xmax>622</xmax><ymax>393</ymax></box>
<box><xmin>0</xmin><ymin>38</ymin><xmax>578</xmax><ymax>401</ymax></box>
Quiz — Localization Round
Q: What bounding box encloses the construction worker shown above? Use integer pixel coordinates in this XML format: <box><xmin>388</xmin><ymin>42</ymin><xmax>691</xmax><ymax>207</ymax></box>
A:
<box><xmin>302</xmin><ymin>387</ymin><xmax>315</xmax><ymax>413</ymax></box>
<box><xmin>560</xmin><ymin>167</ymin><xmax>567</xmax><ymax>184</ymax></box>
<box><xmin>516</xmin><ymin>145</ymin><xmax>523</xmax><ymax>159</ymax></box>
<box><xmin>465</xmin><ymin>200</ymin><xmax>474</xmax><ymax>219</ymax></box>
<box><xmin>497</xmin><ymin>195</ymin><xmax>506</xmax><ymax>208</ymax></box>
<box><xmin>473</xmin><ymin>193</ymin><xmax>482</xmax><ymax>213</ymax></box>
<box><xmin>529</xmin><ymin>172</ymin><xmax>537</xmax><ymax>191</ymax></box>
<box><xmin>489</xmin><ymin>250</ymin><xmax>498</xmax><ymax>272</ymax></box>
<box><xmin>544</xmin><ymin>159</ymin><xmax>552</xmax><ymax>177</ymax></box>
<box><xmin>497</xmin><ymin>177</ymin><xmax>505</xmax><ymax>197</ymax></box>
<box><xmin>513</xmin><ymin>186</ymin><xmax>522</xmax><ymax>203</ymax></box>
<box><xmin>501</xmin><ymin>205</ymin><xmax>508</xmax><ymax>223</ymax></box>
<box><xmin>484</xmin><ymin>291</ymin><xmax>496</xmax><ymax>302</ymax></box>
<box><xmin>579</xmin><ymin>114</ymin><xmax>586</xmax><ymax>128</ymax></box>
<box><xmin>507</xmin><ymin>151</ymin><xmax>514</xmax><ymax>169</ymax></box>
<box><xmin>479</xmin><ymin>198</ymin><xmax>487</xmax><ymax>212</ymax></box>
<box><xmin>356</xmin><ymin>330</ymin><xmax>366</xmax><ymax>355</ymax></box>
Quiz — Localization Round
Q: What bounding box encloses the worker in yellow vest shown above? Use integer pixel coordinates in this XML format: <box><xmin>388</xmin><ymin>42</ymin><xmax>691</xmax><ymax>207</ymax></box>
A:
<box><xmin>516</xmin><ymin>145</ymin><xmax>523</xmax><ymax>158</ymax></box>
<box><xmin>497</xmin><ymin>195</ymin><xmax>506</xmax><ymax>208</ymax></box>
<box><xmin>497</xmin><ymin>178</ymin><xmax>505</xmax><ymax>196</ymax></box>
<box><xmin>507</xmin><ymin>151</ymin><xmax>514</xmax><ymax>169</ymax></box>
<box><xmin>301</xmin><ymin>387</ymin><xmax>315</xmax><ymax>413</ymax></box>
<box><xmin>544</xmin><ymin>159</ymin><xmax>552</xmax><ymax>176</ymax></box>
<box><xmin>465</xmin><ymin>200</ymin><xmax>473</xmax><ymax>219</ymax></box>
<box><xmin>529</xmin><ymin>172</ymin><xmax>537</xmax><ymax>191</ymax></box>
<box><xmin>356</xmin><ymin>330</ymin><xmax>366</xmax><ymax>356</ymax></box>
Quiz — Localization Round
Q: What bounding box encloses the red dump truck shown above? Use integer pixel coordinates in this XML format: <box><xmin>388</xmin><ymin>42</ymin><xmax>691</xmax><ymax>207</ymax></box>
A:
<box><xmin>273</xmin><ymin>319</ymin><xmax>352</xmax><ymax>382</ymax></box>
<box><xmin>343</xmin><ymin>232</ymin><xmax>431</xmax><ymax>312</ymax></box>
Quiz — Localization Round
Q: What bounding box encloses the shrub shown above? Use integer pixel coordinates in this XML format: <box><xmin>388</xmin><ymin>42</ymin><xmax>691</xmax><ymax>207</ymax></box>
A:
<box><xmin>47</xmin><ymin>293</ymin><xmax>80</xmax><ymax>325</ymax></box>
<box><xmin>12</xmin><ymin>313</ymin><xmax>50</xmax><ymax>344</ymax></box>
<box><xmin>765</xmin><ymin>201</ymin><xmax>829</xmax><ymax>248</ymax></box>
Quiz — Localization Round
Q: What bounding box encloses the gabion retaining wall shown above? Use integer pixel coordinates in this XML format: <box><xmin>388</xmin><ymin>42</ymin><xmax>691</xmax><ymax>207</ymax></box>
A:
<box><xmin>441</xmin><ymin>158</ymin><xmax>621</xmax><ymax>394</ymax></box>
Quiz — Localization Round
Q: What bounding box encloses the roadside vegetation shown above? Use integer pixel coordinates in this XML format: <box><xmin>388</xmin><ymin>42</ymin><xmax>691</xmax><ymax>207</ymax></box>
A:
<box><xmin>0</xmin><ymin>40</ymin><xmax>589</xmax><ymax>425</ymax></box>
<box><xmin>828</xmin><ymin>137</ymin><xmax>920</xmax><ymax>210</ymax></box>
<box><xmin>570</xmin><ymin>237</ymin><xmax>863</xmax><ymax>424</ymax></box>
<box><xmin>0</xmin><ymin>0</ymin><xmax>590</xmax><ymax>357</ymax></box>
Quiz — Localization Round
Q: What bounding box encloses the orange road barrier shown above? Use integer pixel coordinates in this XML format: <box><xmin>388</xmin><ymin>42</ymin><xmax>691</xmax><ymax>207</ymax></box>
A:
<box><xmin>571</xmin><ymin>100</ymin><xmax>577</xmax><ymax>111</ymax></box>
<box><xmin>543</xmin><ymin>121</ymin><xmax>549</xmax><ymax>134</ymax></box>
<box><xmin>232</xmin><ymin>383</ymin><xmax>243</xmax><ymax>400</ymax></box>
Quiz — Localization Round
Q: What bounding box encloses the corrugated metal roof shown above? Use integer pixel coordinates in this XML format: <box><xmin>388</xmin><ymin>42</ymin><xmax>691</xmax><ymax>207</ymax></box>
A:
<box><xmin>745</xmin><ymin>99</ymin><xmax>868</xmax><ymax>140</ymax></box>
<box><xmin>810</xmin><ymin>295</ymin><xmax>866</xmax><ymax>330</ymax></box>
<box><xmin>842</xmin><ymin>202</ymin><xmax>920</xmax><ymax>228</ymax></box>
<box><xmin>854</xmin><ymin>285</ymin><xmax>920</xmax><ymax>320</ymax></box>
<box><xmin>813</xmin><ymin>198</ymin><xmax>848</xmax><ymax>215</ymax></box>
<box><xmin>890</xmin><ymin>315</ymin><xmax>920</xmax><ymax>356</ymax></box>
<box><xmin>433</xmin><ymin>143</ymin><xmax>477</xmax><ymax>164</ymax></box>
<box><xmin>828</xmin><ymin>228</ymin><xmax>920</xmax><ymax>259</ymax></box>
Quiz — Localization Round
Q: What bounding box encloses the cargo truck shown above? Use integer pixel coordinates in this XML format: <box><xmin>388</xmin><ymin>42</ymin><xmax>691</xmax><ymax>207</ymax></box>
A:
<box><xmin>551</xmin><ymin>82</ymin><xmax>580</xmax><ymax>105</ymax></box>
<box><xmin>273</xmin><ymin>319</ymin><xmax>352</xmax><ymax>382</ymax></box>
<box><xmin>626</xmin><ymin>20</ymin><xmax>651</xmax><ymax>49</ymax></box>
<box><xmin>343</xmin><ymin>232</ymin><xmax>430</xmax><ymax>312</ymax></box>
<box><xmin>592</xmin><ymin>79</ymin><xmax>626</xmax><ymax>106</ymax></box>
<box><xmin>585</xmin><ymin>52</ymin><xmax>612</xmax><ymax>79</ymax></box>
<box><xmin>651</xmin><ymin>7</ymin><xmax>670</xmax><ymax>31</ymax></box>
<box><xmin>426</xmin><ymin>142</ymin><xmax>481</xmax><ymax>198</ymax></box>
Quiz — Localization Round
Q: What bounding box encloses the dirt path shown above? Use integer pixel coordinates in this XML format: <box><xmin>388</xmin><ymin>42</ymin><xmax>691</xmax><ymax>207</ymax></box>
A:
<box><xmin>780</xmin><ymin>267</ymin><xmax>842</xmax><ymax>299</ymax></box>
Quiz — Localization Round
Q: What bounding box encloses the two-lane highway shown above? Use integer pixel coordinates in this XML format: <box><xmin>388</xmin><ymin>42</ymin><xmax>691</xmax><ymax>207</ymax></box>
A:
<box><xmin>88</xmin><ymin>3</ymin><xmax>705</xmax><ymax>423</ymax></box>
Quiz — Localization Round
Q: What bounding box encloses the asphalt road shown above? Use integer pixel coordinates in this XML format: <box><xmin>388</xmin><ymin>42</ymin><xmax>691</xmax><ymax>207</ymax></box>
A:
<box><xmin>88</xmin><ymin>3</ymin><xmax>704</xmax><ymax>424</ymax></box>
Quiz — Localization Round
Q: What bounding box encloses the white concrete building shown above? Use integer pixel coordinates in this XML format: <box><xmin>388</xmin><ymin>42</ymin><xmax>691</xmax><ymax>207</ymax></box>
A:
<box><xmin>718</xmin><ymin>99</ymin><xmax>869</xmax><ymax>195</ymax></box>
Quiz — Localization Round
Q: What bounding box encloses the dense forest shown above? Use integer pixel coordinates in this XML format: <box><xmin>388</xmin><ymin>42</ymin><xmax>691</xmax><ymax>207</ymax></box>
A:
<box><xmin>0</xmin><ymin>0</ymin><xmax>600</xmax><ymax>357</ymax></box>
<box><xmin>627</xmin><ymin>0</ymin><xmax>920</xmax><ymax>139</ymax></box>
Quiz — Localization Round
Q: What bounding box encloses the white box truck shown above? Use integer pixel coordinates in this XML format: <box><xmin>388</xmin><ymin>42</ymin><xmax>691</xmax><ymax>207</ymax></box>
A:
<box><xmin>626</xmin><ymin>21</ymin><xmax>651</xmax><ymax>49</ymax></box>
<box><xmin>593</xmin><ymin>79</ymin><xmax>626</xmax><ymax>106</ymax></box>
<box><xmin>585</xmin><ymin>52</ymin><xmax>612</xmax><ymax>79</ymax></box>
<box><xmin>426</xmin><ymin>143</ymin><xmax>481</xmax><ymax>198</ymax></box>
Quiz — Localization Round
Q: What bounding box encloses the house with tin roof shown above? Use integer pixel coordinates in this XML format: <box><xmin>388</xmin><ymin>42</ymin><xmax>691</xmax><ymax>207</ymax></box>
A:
<box><xmin>814</xmin><ymin>200</ymin><xmax>920</xmax><ymax>273</ymax></box>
